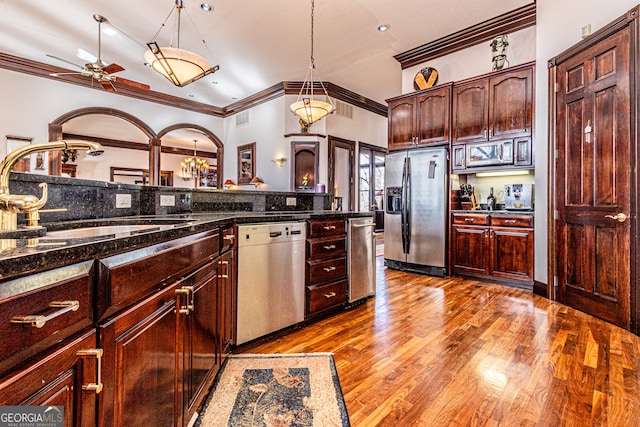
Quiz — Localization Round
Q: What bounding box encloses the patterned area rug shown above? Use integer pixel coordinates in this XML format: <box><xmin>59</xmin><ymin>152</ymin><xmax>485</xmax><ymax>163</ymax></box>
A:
<box><xmin>196</xmin><ymin>353</ymin><xmax>350</xmax><ymax>427</ymax></box>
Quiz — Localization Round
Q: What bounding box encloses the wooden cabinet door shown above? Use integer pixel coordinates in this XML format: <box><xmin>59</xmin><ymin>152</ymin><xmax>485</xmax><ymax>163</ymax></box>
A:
<box><xmin>451</xmin><ymin>225</ymin><xmax>489</xmax><ymax>274</ymax></box>
<box><xmin>218</xmin><ymin>250</ymin><xmax>235</xmax><ymax>358</ymax></box>
<box><xmin>388</xmin><ymin>97</ymin><xmax>416</xmax><ymax>150</ymax></box>
<box><xmin>99</xmin><ymin>283</ymin><xmax>180</xmax><ymax>427</ymax></box>
<box><xmin>452</xmin><ymin>78</ymin><xmax>489</xmax><ymax>144</ymax></box>
<box><xmin>514</xmin><ymin>137</ymin><xmax>533</xmax><ymax>166</ymax></box>
<box><xmin>554</xmin><ymin>26</ymin><xmax>631</xmax><ymax>328</ymax></box>
<box><xmin>490</xmin><ymin>227</ymin><xmax>534</xmax><ymax>282</ymax></box>
<box><xmin>488</xmin><ymin>67</ymin><xmax>533</xmax><ymax>141</ymax></box>
<box><xmin>415</xmin><ymin>85</ymin><xmax>451</xmax><ymax>146</ymax></box>
<box><xmin>451</xmin><ymin>145</ymin><xmax>465</xmax><ymax>171</ymax></box>
<box><xmin>0</xmin><ymin>329</ymin><xmax>99</xmax><ymax>427</ymax></box>
<box><xmin>182</xmin><ymin>261</ymin><xmax>219</xmax><ymax>425</ymax></box>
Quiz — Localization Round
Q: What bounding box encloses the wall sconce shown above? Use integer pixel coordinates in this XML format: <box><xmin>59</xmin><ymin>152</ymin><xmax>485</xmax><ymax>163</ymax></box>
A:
<box><xmin>272</xmin><ymin>157</ymin><xmax>287</xmax><ymax>167</ymax></box>
<box><xmin>250</xmin><ymin>176</ymin><xmax>264</xmax><ymax>187</ymax></box>
<box><xmin>223</xmin><ymin>179</ymin><xmax>235</xmax><ymax>189</ymax></box>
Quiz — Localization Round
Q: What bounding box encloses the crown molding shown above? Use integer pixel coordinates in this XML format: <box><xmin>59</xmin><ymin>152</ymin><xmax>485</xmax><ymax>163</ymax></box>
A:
<box><xmin>0</xmin><ymin>51</ymin><xmax>387</xmax><ymax>118</ymax></box>
<box><xmin>393</xmin><ymin>3</ymin><xmax>536</xmax><ymax>69</ymax></box>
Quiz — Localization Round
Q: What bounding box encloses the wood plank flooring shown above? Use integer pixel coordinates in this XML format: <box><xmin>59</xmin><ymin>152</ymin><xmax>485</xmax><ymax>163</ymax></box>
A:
<box><xmin>237</xmin><ymin>257</ymin><xmax>640</xmax><ymax>426</ymax></box>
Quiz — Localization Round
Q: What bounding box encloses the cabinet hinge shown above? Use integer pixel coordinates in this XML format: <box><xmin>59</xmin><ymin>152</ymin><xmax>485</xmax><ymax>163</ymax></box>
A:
<box><xmin>554</xmin><ymin>83</ymin><xmax>559</xmax><ymax>93</ymax></box>
<box><xmin>555</xmin><ymin>149</ymin><xmax>559</xmax><ymax>159</ymax></box>
<box><xmin>554</xmin><ymin>210</ymin><xmax>559</xmax><ymax>220</ymax></box>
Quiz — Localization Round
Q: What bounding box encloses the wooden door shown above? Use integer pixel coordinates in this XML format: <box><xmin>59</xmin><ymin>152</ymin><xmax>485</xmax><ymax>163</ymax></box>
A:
<box><xmin>555</xmin><ymin>27</ymin><xmax>631</xmax><ymax>328</ymax></box>
<box><xmin>0</xmin><ymin>329</ymin><xmax>98</xmax><ymax>427</ymax></box>
<box><xmin>488</xmin><ymin>67</ymin><xmax>533</xmax><ymax>141</ymax></box>
<box><xmin>451</xmin><ymin>225</ymin><xmax>490</xmax><ymax>275</ymax></box>
<box><xmin>387</xmin><ymin>97</ymin><xmax>416</xmax><ymax>150</ymax></box>
<box><xmin>415</xmin><ymin>85</ymin><xmax>451</xmax><ymax>146</ymax></box>
<box><xmin>99</xmin><ymin>283</ymin><xmax>180</xmax><ymax>427</ymax></box>
<box><xmin>183</xmin><ymin>261</ymin><xmax>219</xmax><ymax>425</ymax></box>
<box><xmin>452</xmin><ymin>78</ymin><xmax>489</xmax><ymax>144</ymax></box>
<box><xmin>490</xmin><ymin>227</ymin><xmax>534</xmax><ymax>282</ymax></box>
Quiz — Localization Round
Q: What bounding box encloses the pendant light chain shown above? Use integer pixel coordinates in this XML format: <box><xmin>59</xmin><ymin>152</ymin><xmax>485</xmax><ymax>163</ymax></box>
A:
<box><xmin>310</xmin><ymin>0</ymin><xmax>315</xmax><ymax>66</ymax></box>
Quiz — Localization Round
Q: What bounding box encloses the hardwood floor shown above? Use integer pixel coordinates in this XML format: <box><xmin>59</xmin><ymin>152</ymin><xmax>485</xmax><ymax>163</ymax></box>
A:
<box><xmin>237</xmin><ymin>257</ymin><xmax>640</xmax><ymax>426</ymax></box>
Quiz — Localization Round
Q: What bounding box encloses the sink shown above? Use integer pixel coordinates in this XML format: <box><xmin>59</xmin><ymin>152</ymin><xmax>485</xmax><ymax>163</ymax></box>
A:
<box><xmin>44</xmin><ymin>224</ymin><xmax>177</xmax><ymax>239</ymax></box>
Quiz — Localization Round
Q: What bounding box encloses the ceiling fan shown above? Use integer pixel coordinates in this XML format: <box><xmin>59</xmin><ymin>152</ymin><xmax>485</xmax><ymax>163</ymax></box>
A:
<box><xmin>48</xmin><ymin>14</ymin><xmax>150</xmax><ymax>92</ymax></box>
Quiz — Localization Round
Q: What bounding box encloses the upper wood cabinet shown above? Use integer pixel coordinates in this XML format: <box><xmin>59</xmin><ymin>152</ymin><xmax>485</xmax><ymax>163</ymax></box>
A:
<box><xmin>387</xmin><ymin>83</ymin><xmax>452</xmax><ymax>150</ymax></box>
<box><xmin>452</xmin><ymin>63</ymin><xmax>534</xmax><ymax>145</ymax></box>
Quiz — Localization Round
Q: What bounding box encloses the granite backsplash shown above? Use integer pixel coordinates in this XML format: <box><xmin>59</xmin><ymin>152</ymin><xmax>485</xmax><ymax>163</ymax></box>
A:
<box><xmin>8</xmin><ymin>172</ymin><xmax>333</xmax><ymax>224</ymax></box>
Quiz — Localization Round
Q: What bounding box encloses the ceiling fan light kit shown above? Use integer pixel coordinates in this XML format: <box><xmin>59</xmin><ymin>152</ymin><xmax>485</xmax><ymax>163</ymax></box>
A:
<box><xmin>290</xmin><ymin>0</ymin><xmax>335</xmax><ymax>125</ymax></box>
<box><xmin>145</xmin><ymin>0</ymin><xmax>219</xmax><ymax>87</ymax></box>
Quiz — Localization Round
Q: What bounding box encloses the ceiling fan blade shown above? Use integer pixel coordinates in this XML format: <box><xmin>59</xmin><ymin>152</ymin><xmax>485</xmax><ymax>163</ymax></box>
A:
<box><xmin>113</xmin><ymin>76</ymin><xmax>150</xmax><ymax>91</ymax></box>
<box><xmin>100</xmin><ymin>80</ymin><xmax>117</xmax><ymax>92</ymax></box>
<box><xmin>49</xmin><ymin>72</ymin><xmax>83</xmax><ymax>77</ymax></box>
<box><xmin>46</xmin><ymin>54</ymin><xmax>84</xmax><ymax>70</ymax></box>
<box><xmin>103</xmin><ymin>63</ymin><xmax>125</xmax><ymax>75</ymax></box>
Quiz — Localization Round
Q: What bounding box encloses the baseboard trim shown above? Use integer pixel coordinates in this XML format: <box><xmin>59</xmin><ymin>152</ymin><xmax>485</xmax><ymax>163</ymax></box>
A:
<box><xmin>533</xmin><ymin>280</ymin><xmax>548</xmax><ymax>298</ymax></box>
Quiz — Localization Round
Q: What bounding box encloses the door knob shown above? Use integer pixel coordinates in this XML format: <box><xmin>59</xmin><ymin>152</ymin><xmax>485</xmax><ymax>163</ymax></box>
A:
<box><xmin>605</xmin><ymin>213</ymin><xmax>627</xmax><ymax>223</ymax></box>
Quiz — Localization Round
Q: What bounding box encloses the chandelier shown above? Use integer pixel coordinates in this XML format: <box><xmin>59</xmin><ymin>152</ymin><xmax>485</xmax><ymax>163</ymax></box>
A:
<box><xmin>145</xmin><ymin>0</ymin><xmax>219</xmax><ymax>87</ymax></box>
<box><xmin>289</xmin><ymin>0</ymin><xmax>335</xmax><ymax>125</ymax></box>
<box><xmin>181</xmin><ymin>140</ymin><xmax>209</xmax><ymax>183</ymax></box>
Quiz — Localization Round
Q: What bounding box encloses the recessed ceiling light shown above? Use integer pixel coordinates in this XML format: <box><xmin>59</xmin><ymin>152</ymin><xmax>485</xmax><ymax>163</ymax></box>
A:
<box><xmin>144</xmin><ymin>62</ymin><xmax>152</xmax><ymax>67</ymax></box>
<box><xmin>377</xmin><ymin>24</ymin><xmax>390</xmax><ymax>32</ymax></box>
<box><xmin>189</xmin><ymin>94</ymin><xmax>195</xmax><ymax>98</ymax></box>
<box><xmin>211</xmin><ymin>81</ymin><xmax>218</xmax><ymax>84</ymax></box>
<box><xmin>201</xmin><ymin>3</ymin><xmax>213</xmax><ymax>12</ymax></box>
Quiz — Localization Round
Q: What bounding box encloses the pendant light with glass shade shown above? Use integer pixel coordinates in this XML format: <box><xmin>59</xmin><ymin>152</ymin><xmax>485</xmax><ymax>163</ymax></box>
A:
<box><xmin>290</xmin><ymin>0</ymin><xmax>335</xmax><ymax>125</ymax></box>
<box><xmin>145</xmin><ymin>0</ymin><xmax>219</xmax><ymax>87</ymax></box>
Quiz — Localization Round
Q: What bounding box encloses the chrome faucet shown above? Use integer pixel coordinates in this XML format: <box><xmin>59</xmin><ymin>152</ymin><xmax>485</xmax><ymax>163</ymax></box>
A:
<box><xmin>0</xmin><ymin>140</ymin><xmax>104</xmax><ymax>231</ymax></box>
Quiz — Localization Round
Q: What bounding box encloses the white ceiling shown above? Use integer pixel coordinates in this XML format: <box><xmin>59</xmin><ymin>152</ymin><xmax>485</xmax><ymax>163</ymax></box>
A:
<box><xmin>0</xmin><ymin>0</ymin><xmax>533</xmax><ymax>108</ymax></box>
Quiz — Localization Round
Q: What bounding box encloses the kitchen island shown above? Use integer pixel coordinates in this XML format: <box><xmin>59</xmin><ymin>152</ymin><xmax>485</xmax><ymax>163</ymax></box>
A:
<box><xmin>0</xmin><ymin>176</ymin><xmax>372</xmax><ymax>426</ymax></box>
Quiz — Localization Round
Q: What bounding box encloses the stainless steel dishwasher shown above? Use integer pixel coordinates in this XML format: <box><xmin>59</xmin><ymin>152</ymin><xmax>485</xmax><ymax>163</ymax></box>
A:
<box><xmin>348</xmin><ymin>217</ymin><xmax>376</xmax><ymax>302</ymax></box>
<box><xmin>236</xmin><ymin>222</ymin><xmax>306</xmax><ymax>345</ymax></box>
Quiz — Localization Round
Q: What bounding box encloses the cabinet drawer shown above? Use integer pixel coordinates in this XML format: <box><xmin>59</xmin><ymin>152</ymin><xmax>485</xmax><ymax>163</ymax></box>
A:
<box><xmin>452</xmin><ymin>214</ymin><xmax>489</xmax><ymax>225</ymax></box>
<box><xmin>0</xmin><ymin>261</ymin><xmax>94</xmax><ymax>376</ymax></box>
<box><xmin>308</xmin><ymin>219</ymin><xmax>346</xmax><ymax>238</ymax></box>
<box><xmin>490</xmin><ymin>215</ymin><xmax>533</xmax><ymax>228</ymax></box>
<box><xmin>97</xmin><ymin>229</ymin><xmax>220</xmax><ymax>320</ymax></box>
<box><xmin>307</xmin><ymin>256</ymin><xmax>347</xmax><ymax>285</ymax></box>
<box><xmin>306</xmin><ymin>279</ymin><xmax>347</xmax><ymax>314</ymax></box>
<box><xmin>307</xmin><ymin>236</ymin><xmax>346</xmax><ymax>260</ymax></box>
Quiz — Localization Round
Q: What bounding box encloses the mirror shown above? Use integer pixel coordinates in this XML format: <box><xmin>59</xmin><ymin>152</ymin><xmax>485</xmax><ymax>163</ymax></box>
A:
<box><xmin>291</xmin><ymin>141</ymin><xmax>318</xmax><ymax>192</ymax></box>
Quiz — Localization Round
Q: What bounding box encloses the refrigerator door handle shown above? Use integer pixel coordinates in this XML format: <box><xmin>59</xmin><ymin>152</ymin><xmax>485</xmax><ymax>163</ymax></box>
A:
<box><xmin>404</xmin><ymin>156</ymin><xmax>411</xmax><ymax>254</ymax></box>
<box><xmin>401</xmin><ymin>157</ymin><xmax>408</xmax><ymax>254</ymax></box>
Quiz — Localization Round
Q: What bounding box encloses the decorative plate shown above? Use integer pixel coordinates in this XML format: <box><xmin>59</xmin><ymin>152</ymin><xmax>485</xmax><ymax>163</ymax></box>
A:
<box><xmin>413</xmin><ymin>67</ymin><xmax>438</xmax><ymax>91</ymax></box>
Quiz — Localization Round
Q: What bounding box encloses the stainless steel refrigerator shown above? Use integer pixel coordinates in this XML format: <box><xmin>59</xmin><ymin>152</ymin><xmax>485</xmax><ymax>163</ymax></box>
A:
<box><xmin>384</xmin><ymin>147</ymin><xmax>448</xmax><ymax>276</ymax></box>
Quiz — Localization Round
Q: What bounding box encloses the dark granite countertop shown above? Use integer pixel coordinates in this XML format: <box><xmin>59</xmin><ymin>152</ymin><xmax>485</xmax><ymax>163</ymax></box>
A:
<box><xmin>451</xmin><ymin>210</ymin><xmax>534</xmax><ymax>215</ymax></box>
<box><xmin>0</xmin><ymin>211</ymin><xmax>372</xmax><ymax>281</ymax></box>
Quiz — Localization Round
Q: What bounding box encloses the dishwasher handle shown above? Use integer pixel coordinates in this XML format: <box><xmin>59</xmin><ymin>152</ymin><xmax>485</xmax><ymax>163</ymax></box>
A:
<box><xmin>351</xmin><ymin>222</ymin><xmax>375</xmax><ymax>229</ymax></box>
<box><xmin>269</xmin><ymin>231</ymin><xmax>283</xmax><ymax>238</ymax></box>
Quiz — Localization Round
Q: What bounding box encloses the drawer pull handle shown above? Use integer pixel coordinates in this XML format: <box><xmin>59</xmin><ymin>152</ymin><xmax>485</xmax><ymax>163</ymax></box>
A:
<box><xmin>464</xmin><ymin>218</ymin><xmax>475</xmax><ymax>222</ymax></box>
<box><xmin>175</xmin><ymin>286</ymin><xmax>194</xmax><ymax>315</ymax></box>
<box><xmin>10</xmin><ymin>300</ymin><xmax>79</xmax><ymax>328</ymax></box>
<box><xmin>505</xmin><ymin>219</ymin><xmax>517</xmax><ymax>224</ymax></box>
<box><xmin>224</xmin><ymin>235</ymin><xmax>235</xmax><ymax>241</ymax></box>
<box><xmin>323</xmin><ymin>244</ymin><xmax>336</xmax><ymax>250</ymax></box>
<box><xmin>324</xmin><ymin>292</ymin><xmax>336</xmax><ymax>299</ymax></box>
<box><xmin>323</xmin><ymin>266</ymin><xmax>337</xmax><ymax>272</ymax></box>
<box><xmin>219</xmin><ymin>260</ymin><xmax>230</xmax><ymax>279</ymax></box>
<box><xmin>323</xmin><ymin>225</ymin><xmax>336</xmax><ymax>230</ymax></box>
<box><xmin>77</xmin><ymin>348</ymin><xmax>104</xmax><ymax>394</ymax></box>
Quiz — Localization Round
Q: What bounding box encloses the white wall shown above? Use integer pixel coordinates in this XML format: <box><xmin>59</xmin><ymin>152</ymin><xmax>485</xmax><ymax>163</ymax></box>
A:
<box><xmin>402</xmin><ymin>26</ymin><xmax>536</xmax><ymax>94</ymax></box>
<box><xmin>398</xmin><ymin>3</ymin><xmax>640</xmax><ymax>285</ymax></box>
<box><xmin>0</xmin><ymin>68</ymin><xmax>387</xmax><ymax>193</ymax></box>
